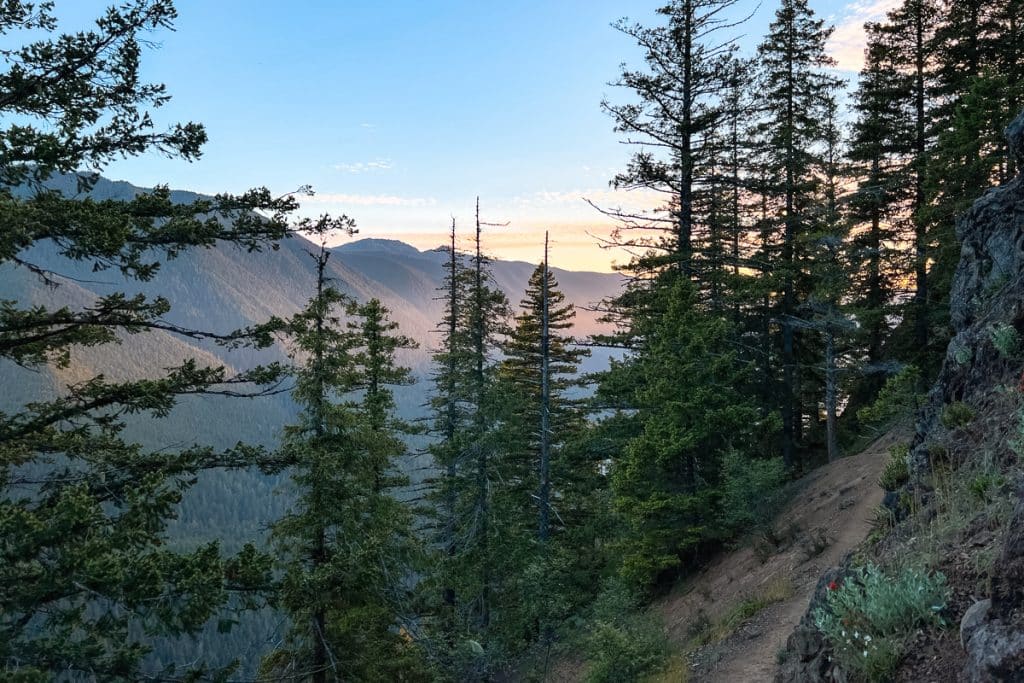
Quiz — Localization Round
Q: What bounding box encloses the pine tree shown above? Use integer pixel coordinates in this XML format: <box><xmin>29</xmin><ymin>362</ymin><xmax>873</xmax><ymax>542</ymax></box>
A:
<box><xmin>424</xmin><ymin>203</ymin><xmax>510</xmax><ymax>675</ymax></box>
<box><xmin>882</xmin><ymin>0</ymin><xmax>939</xmax><ymax>364</ymax></box>
<box><xmin>464</xmin><ymin>199</ymin><xmax>510</xmax><ymax>646</ymax></box>
<box><xmin>0</xmin><ymin>3</ymin><xmax>329</xmax><ymax>677</ymax></box>
<box><xmin>491</xmin><ymin>235</ymin><xmax>593</xmax><ymax>647</ymax></box>
<box><xmin>847</xmin><ymin>21</ymin><xmax>912</xmax><ymax>392</ymax></box>
<box><xmin>426</xmin><ymin>219</ymin><xmax>474</xmax><ymax>662</ymax></box>
<box><xmin>754</xmin><ymin>0</ymin><xmax>842</xmax><ymax>469</ymax></box>
<box><xmin>807</xmin><ymin>94</ymin><xmax>850</xmax><ymax>462</ymax></box>
<box><xmin>601</xmin><ymin>0</ymin><xmax>750</xmax><ymax>277</ymax></box>
<box><xmin>499</xmin><ymin>239</ymin><xmax>589</xmax><ymax>540</ymax></box>
<box><xmin>347</xmin><ymin>297</ymin><xmax>417</xmax><ymax>492</ymax></box>
<box><xmin>610</xmin><ymin>272</ymin><xmax>759</xmax><ymax>588</ymax></box>
<box><xmin>262</xmin><ymin>241</ymin><xmax>425</xmax><ymax>681</ymax></box>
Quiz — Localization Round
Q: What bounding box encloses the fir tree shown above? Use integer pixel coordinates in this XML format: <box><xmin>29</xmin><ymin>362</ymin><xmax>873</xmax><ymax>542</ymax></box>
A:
<box><xmin>262</xmin><ymin>241</ymin><xmax>425</xmax><ymax>681</ymax></box>
<box><xmin>847</xmin><ymin>21</ymin><xmax>912</xmax><ymax>389</ymax></box>
<box><xmin>426</xmin><ymin>219</ymin><xmax>473</xmax><ymax>662</ymax></box>
<box><xmin>600</xmin><ymin>0</ymin><xmax>750</xmax><ymax>277</ymax></box>
<box><xmin>491</xmin><ymin>235</ymin><xmax>592</xmax><ymax>648</ymax></box>
<box><xmin>754</xmin><ymin>0</ymin><xmax>842</xmax><ymax>468</ymax></box>
<box><xmin>424</xmin><ymin>203</ymin><xmax>510</xmax><ymax>676</ymax></box>
<box><xmin>0</xmin><ymin>3</ymin><xmax>332</xmax><ymax>677</ymax></box>
<box><xmin>608</xmin><ymin>273</ymin><xmax>758</xmax><ymax>588</ymax></box>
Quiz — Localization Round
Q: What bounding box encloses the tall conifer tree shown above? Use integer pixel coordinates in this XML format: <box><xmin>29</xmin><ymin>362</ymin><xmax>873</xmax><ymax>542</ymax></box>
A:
<box><xmin>263</xmin><ymin>241</ymin><xmax>424</xmax><ymax>681</ymax></box>
<box><xmin>0</xmin><ymin>3</ymin><xmax>331</xmax><ymax>676</ymax></box>
<box><xmin>601</xmin><ymin>0</ymin><xmax>749</xmax><ymax>278</ymax></box>
<box><xmin>755</xmin><ymin>0</ymin><xmax>842</xmax><ymax>468</ymax></box>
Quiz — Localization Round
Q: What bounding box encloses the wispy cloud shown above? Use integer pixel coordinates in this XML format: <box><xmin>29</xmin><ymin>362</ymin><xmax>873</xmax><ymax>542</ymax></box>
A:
<box><xmin>827</xmin><ymin>0</ymin><xmax>901</xmax><ymax>72</ymax></box>
<box><xmin>332</xmin><ymin>159</ymin><xmax>393</xmax><ymax>173</ymax></box>
<box><xmin>511</xmin><ymin>187</ymin><xmax>665</xmax><ymax>212</ymax></box>
<box><xmin>303</xmin><ymin>192</ymin><xmax>437</xmax><ymax>208</ymax></box>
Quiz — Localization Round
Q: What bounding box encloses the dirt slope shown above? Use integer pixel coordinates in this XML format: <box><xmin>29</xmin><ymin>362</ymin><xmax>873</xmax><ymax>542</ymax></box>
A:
<box><xmin>659</xmin><ymin>430</ymin><xmax>902</xmax><ymax>681</ymax></box>
<box><xmin>542</xmin><ymin>431</ymin><xmax>899</xmax><ymax>682</ymax></box>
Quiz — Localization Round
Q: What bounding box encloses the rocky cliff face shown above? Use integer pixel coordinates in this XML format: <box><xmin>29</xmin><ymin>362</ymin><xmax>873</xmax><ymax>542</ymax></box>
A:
<box><xmin>777</xmin><ymin>111</ymin><xmax>1024</xmax><ymax>682</ymax></box>
<box><xmin>907</xmin><ymin>111</ymin><xmax>1024</xmax><ymax>482</ymax></box>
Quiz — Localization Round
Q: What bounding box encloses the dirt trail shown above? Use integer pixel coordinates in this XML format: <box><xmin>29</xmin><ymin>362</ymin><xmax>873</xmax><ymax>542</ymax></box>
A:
<box><xmin>543</xmin><ymin>431</ymin><xmax>901</xmax><ymax>683</ymax></box>
<box><xmin>658</xmin><ymin>430</ymin><xmax>903</xmax><ymax>682</ymax></box>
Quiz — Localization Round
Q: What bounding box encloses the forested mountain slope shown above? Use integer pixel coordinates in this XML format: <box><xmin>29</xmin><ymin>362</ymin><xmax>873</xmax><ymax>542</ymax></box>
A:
<box><xmin>0</xmin><ymin>175</ymin><xmax>623</xmax><ymax>547</ymax></box>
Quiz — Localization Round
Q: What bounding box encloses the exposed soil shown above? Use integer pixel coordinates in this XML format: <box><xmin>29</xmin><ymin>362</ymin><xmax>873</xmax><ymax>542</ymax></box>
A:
<box><xmin>545</xmin><ymin>430</ymin><xmax>903</xmax><ymax>682</ymax></box>
<box><xmin>679</xmin><ymin>430</ymin><xmax>902</xmax><ymax>682</ymax></box>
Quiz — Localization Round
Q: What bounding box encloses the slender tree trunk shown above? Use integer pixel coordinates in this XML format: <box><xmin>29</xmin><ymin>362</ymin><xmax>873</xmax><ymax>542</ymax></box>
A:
<box><xmin>473</xmin><ymin>198</ymin><xmax>490</xmax><ymax>633</ymax></box>
<box><xmin>781</xmin><ymin>20</ymin><xmax>798</xmax><ymax>471</ymax></box>
<box><xmin>538</xmin><ymin>232</ymin><xmax>551</xmax><ymax>544</ymax></box>
<box><xmin>731</xmin><ymin>93</ymin><xmax>742</xmax><ymax>322</ymax></box>
<box><xmin>678</xmin><ymin>0</ymin><xmax>695</xmax><ymax>275</ymax></box>
<box><xmin>759</xmin><ymin>172</ymin><xmax>773</xmax><ymax>418</ymax></box>
<box><xmin>311</xmin><ymin>248</ymin><xmax>330</xmax><ymax>683</ymax></box>
<box><xmin>913</xmin><ymin>3</ymin><xmax>929</xmax><ymax>361</ymax></box>
<box><xmin>708</xmin><ymin>134</ymin><xmax>722</xmax><ymax>312</ymax></box>
<box><xmin>825</xmin><ymin>325</ymin><xmax>839</xmax><ymax>462</ymax></box>
<box><xmin>868</xmin><ymin>157</ymin><xmax>884</xmax><ymax>366</ymax></box>
<box><xmin>442</xmin><ymin>219</ymin><xmax>458</xmax><ymax>647</ymax></box>
<box><xmin>1008</xmin><ymin>8</ymin><xmax>1020</xmax><ymax>179</ymax></box>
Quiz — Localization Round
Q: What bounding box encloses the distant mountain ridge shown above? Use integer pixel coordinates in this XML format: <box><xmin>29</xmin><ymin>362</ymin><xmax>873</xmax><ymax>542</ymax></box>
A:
<box><xmin>2</xmin><ymin>175</ymin><xmax>625</xmax><ymax>672</ymax></box>
<box><xmin>1</xmin><ymin>173</ymin><xmax>623</xmax><ymax>532</ymax></box>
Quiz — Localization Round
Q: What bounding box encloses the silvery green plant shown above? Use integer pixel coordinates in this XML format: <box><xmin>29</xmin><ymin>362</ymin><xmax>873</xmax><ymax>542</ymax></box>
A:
<box><xmin>814</xmin><ymin>564</ymin><xmax>948</xmax><ymax>682</ymax></box>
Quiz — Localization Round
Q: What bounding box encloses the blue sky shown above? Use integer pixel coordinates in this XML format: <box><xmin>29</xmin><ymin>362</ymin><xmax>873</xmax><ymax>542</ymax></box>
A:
<box><xmin>77</xmin><ymin>0</ymin><xmax>898</xmax><ymax>270</ymax></box>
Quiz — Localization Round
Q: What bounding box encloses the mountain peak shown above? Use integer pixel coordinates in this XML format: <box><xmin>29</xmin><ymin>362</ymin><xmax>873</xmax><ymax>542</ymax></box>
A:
<box><xmin>334</xmin><ymin>238</ymin><xmax>425</xmax><ymax>258</ymax></box>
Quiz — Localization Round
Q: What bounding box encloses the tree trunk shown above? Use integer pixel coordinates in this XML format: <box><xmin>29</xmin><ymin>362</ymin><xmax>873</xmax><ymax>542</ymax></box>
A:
<box><xmin>538</xmin><ymin>232</ymin><xmax>551</xmax><ymax>544</ymax></box>
<box><xmin>825</xmin><ymin>325</ymin><xmax>839</xmax><ymax>462</ymax></box>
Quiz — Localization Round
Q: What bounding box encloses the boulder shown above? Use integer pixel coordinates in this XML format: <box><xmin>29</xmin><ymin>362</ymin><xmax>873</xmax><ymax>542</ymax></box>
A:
<box><xmin>775</xmin><ymin>565</ymin><xmax>850</xmax><ymax>683</ymax></box>
<box><xmin>963</xmin><ymin>488</ymin><xmax>1024</xmax><ymax>680</ymax></box>
<box><xmin>962</xmin><ymin>621</ymin><xmax>1024</xmax><ymax>682</ymax></box>
<box><xmin>961</xmin><ymin>599</ymin><xmax>992</xmax><ymax>649</ymax></box>
<box><xmin>991</xmin><ymin>489</ymin><xmax>1024</xmax><ymax>619</ymax></box>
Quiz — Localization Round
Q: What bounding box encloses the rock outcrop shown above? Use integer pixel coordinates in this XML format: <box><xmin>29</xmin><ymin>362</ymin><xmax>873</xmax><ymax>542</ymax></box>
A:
<box><xmin>962</xmin><ymin>489</ymin><xmax>1024</xmax><ymax>681</ymax></box>
<box><xmin>778</xmin><ymin>110</ymin><xmax>1024</xmax><ymax>682</ymax></box>
<box><xmin>775</xmin><ymin>566</ymin><xmax>851</xmax><ymax>683</ymax></box>
<box><xmin>910</xmin><ymin>111</ymin><xmax>1024</xmax><ymax>682</ymax></box>
<box><xmin>906</xmin><ymin>111</ymin><xmax>1024</xmax><ymax>480</ymax></box>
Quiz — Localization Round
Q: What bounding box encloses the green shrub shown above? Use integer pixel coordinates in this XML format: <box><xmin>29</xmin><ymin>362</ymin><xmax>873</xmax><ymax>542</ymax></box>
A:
<box><xmin>926</xmin><ymin>442</ymin><xmax>949</xmax><ymax>463</ymax></box>
<box><xmin>814</xmin><ymin>564</ymin><xmax>949</xmax><ymax>682</ymax></box>
<box><xmin>857</xmin><ymin>366</ymin><xmax>924</xmax><ymax>426</ymax></box>
<box><xmin>583</xmin><ymin>619</ymin><xmax>667</xmax><ymax>683</ymax></box>
<box><xmin>969</xmin><ymin>472</ymin><xmax>1007</xmax><ymax>502</ymax></box>
<box><xmin>940</xmin><ymin>401</ymin><xmax>975</xmax><ymax>429</ymax></box>
<box><xmin>879</xmin><ymin>444</ymin><xmax>910</xmax><ymax>491</ymax></box>
<box><xmin>578</xmin><ymin>578</ymin><xmax>668</xmax><ymax>683</ymax></box>
<box><xmin>719</xmin><ymin>451</ymin><xmax>788</xmax><ymax>535</ymax></box>
<box><xmin>989</xmin><ymin>322</ymin><xmax>1020</xmax><ymax>358</ymax></box>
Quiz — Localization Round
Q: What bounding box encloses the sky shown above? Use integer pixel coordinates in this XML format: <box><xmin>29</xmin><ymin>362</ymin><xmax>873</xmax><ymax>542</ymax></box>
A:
<box><xmin>74</xmin><ymin>0</ymin><xmax>903</xmax><ymax>272</ymax></box>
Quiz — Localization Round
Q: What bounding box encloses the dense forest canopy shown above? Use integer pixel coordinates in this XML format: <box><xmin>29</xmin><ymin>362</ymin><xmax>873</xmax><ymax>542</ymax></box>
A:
<box><xmin>2</xmin><ymin>0</ymin><xmax>1023</xmax><ymax>680</ymax></box>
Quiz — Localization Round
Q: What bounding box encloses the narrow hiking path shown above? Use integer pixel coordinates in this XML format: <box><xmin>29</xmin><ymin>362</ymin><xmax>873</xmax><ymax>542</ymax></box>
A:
<box><xmin>659</xmin><ymin>430</ymin><xmax>902</xmax><ymax>682</ymax></box>
<box><xmin>543</xmin><ymin>430</ymin><xmax>900</xmax><ymax>682</ymax></box>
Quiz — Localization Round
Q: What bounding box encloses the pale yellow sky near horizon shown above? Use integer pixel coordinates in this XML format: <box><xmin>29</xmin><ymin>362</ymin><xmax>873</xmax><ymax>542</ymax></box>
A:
<box><xmin>315</xmin><ymin>0</ymin><xmax>900</xmax><ymax>273</ymax></box>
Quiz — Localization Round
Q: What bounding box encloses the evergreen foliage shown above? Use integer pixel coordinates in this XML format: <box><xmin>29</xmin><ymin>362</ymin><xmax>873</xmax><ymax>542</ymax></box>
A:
<box><xmin>0</xmin><ymin>2</ymin><xmax>342</xmax><ymax>677</ymax></box>
<box><xmin>606</xmin><ymin>274</ymin><xmax>760</xmax><ymax>588</ymax></box>
<box><xmin>422</xmin><ymin>206</ymin><xmax>512</xmax><ymax>675</ymax></box>
<box><xmin>262</xmin><ymin>241</ymin><xmax>427</xmax><ymax>681</ymax></box>
<box><xmin>6</xmin><ymin>0</ymin><xmax>1024</xmax><ymax>676</ymax></box>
